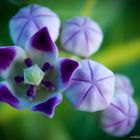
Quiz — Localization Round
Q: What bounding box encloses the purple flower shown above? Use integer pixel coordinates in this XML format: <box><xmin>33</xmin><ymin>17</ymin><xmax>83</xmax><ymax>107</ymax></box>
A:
<box><xmin>9</xmin><ymin>4</ymin><xmax>60</xmax><ymax>47</ymax></box>
<box><xmin>65</xmin><ymin>59</ymin><xmax>115</xmax><ymax>112</ymax></box>
<box><xmin>60</xmin><ymin>16</ymin><xmax>103</xmax><ymax>57</ymax></box>
<box><xmin>0</xmin><ymin>27</ymin><xmax>79</xmax><ymax>118</ymax></box>
<box><xmin>115</xmin><ymin>74</ymin><xmax>134</xmax><ymax>96</ymax></box>
<box><xmin>101</xmin><ymin>92</ymin><xmax>138</xmax><ymax>137</ymax></box>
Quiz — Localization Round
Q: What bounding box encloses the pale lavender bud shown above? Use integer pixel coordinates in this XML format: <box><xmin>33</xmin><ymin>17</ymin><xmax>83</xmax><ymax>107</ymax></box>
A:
<box><xmin>60</xmin><ymin>16</ymin><xmax>103</xmax><ymax>57</ymax></box>
<box><xmin>9</xmin><ymin>4</ymin><xmax>60</xmax><ymax>47</ymax></box>
<box><xmin>115</xmin><ymin>74</ymin><xmax>134</xmax><ymax>96</ymax></box>
<box><xmin>101</xmin><ymin>92</ymin><xmax>138</xmax><ymax>137</ymax></box>
<box><xmin>65</xmin><ymin>59</ymin><xmax>114</xmax><ymax>112</ymax></box>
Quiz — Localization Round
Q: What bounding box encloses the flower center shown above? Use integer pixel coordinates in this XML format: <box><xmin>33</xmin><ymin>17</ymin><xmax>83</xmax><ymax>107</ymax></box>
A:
<box><xmin>24</xmin><ymin>64</ymin><xmax>45</xmax><ymax>86</ymax></box>
<box><xmin>14</xmin><ymin>58</ymin><xmax>55</xmax><ymax>101</ymax></box>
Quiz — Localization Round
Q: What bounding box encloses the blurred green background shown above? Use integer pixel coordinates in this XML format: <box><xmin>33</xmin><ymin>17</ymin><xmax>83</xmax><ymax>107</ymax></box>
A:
<box><xmin>0</xmin><ymin>0</ymin><xmax>140</xmax><ymax>140</ymax></box>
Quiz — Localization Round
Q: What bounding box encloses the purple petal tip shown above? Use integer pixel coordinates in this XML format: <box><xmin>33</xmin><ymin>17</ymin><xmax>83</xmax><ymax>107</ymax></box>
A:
<box><xmin>0</xmin><ymin>83</ymin><xmax>20</xmax><ymax>108</ymax></box>
<box><xmin>61</xmin><ymin>58</ymin><xmax>79</xmax><ymax>86</ymax></box>
<box><xmin>32</xmin><ymin>93</ymin><xmax>62</xmax><ymax>118</ymax></box>
<box><xmin>30</xmin><ymin>27</ymin><xmax>56</xmax><ymax>52</ymax></box>
<box><xmin>0</xmin><ymin>47</ymin><xmax>16</xmax><ymax>71</ymax></box>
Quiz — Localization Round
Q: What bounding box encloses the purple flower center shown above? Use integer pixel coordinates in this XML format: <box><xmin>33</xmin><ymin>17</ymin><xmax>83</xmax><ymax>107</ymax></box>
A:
<box><xmin>14</xmin><ymin>57</ymin><xmax>55</xmax><ymax>100</ymax></box>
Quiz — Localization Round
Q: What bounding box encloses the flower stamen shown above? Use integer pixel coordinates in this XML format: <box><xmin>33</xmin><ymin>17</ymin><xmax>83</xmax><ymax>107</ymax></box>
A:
<box><xmin>14</xmin><ymin>76</ymin><xmax>24</xmax><ymax>83</ymax></box>
<box><xmin>41</xmin><ymin>62</ymin><xmax>52</xmax><ymax>72</ymax></box>
<box><xmin>24</xmin><ymin>64</ymin><xmax>45</xmax><ymax>86</ymax></box>
<box><xmin>26</xmin><ymin>85</ymin><xmax>36</xmax><ymax>100</ymax></box>
<box><xmin>42</xmin><ymin>80</ymin><xmax>55</xmax><ymax>91</ymax></box>
<box><xmin>24</xmin><ymin>58</ymin><xmax>33</xmax><ymax>67</ymax></box>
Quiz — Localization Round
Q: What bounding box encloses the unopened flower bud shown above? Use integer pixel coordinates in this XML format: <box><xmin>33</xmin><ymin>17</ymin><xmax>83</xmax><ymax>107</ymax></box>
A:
<box><xmin>61</xmin><ymin>16</ymin><xmax>103</xmax><ymax>57</ymax></box>
<box><xmin>65</xmin><ymin>59</ymin><xmax>114</xmax><ymax>112</ymax></box>
<box><xmin>101</xmin><ymin>92</ymin><xmax>138</xmax><ymax>137</ymax></box>
<box><xmin>9</xmin><ymin>4</ymin><xmax>60</xmax><ymax>47</ymax></box>
<box><xmin>115</xmin><ymin>74</ymin><xmax>134</xmax><ymax>96</ymax></box>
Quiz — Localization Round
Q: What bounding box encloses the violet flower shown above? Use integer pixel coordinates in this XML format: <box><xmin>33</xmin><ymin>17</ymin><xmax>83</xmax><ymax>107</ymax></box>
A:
<box><xmin>65</xmin><ymin>59</ymin><xmax>115</xmax><ymax>112</ymax></box>
<box><xmin>115</xmin><ymin>74</ymin><xmax>134</xmax><ymax>96</ymax></box>
<box><xmin>101</xmin><ymin>92</ymin><xmax>138</xmax><ymax>137</ymax></box>
<box><xmin>0</xmin><ymin>27</ymin><xmax>79</xmax><ymax>118</ymax></box>
<box><xmin>9</xmin><ymin>4</ymin><xmax>60</xmax><ymax>47</ymax></box>
<box><xmin>61</xmin><ymin>16</ymin><xmax>103</xmax><ymax>57</ymax></box>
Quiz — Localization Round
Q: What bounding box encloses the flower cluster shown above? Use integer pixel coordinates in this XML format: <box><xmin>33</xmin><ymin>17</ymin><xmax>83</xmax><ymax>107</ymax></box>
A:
<box><xmin>0</xmin><ymin>4</ymin><xmax>138</xmax><ymax>137</ymax></box>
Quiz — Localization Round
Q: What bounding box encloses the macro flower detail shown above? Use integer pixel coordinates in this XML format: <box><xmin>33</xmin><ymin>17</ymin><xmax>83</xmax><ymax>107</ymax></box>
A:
<box><xmin>0</xmin><ymin>27</ymin><xmax>79</xmax><ymax>118</ymax></box>
<box><xmin>9</xmin><ymin>4</ymin><xmax>60</xmax><ymax>47</ymax></box>
<box><xmin>65</xmin><ymin>59</ymin><xmax>115</xmax><ymax>112</ymax></box>
<box><xmin>115</xmin><ymin>74</ymin><xmax>134</xmax><ymax>96</ymax></box>
<box><xmin>60</xmin><ymin>16</ymin><xmax>103</xmax><ymax>57</ymax></box>
<box><xmin>101</xmin><ymin>92</ymin><xmax>138</xmax><ymax>137</ymax></box>
<box><xmin>24</xmin><ymin>64</ymin><xmax>45</xmax><ymax>86</ymax></box>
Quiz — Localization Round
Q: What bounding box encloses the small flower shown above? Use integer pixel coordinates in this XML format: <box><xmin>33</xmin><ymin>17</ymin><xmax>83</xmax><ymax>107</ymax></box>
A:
<box><xmin>0</xmin><ymin>27</ymin><xmax>79</xmax><ymax>118</ymax></box>
<box><xmin>60</xmin><ymin>16</ymin><xmax>103</xmax><ymax>57</ymax></box>
<box><xmin>9</xmin><ymin>4</ymin><xmax>60</xmax><ymax>47</ymax></box>
<box><xmin>115</xmin><ymin>74</ymin><xmax>134</xmax><ymax>96</ymax></box>
<box><xmin>101</xmin><ymin>92</ymin><xmax>138</xmax><ymax>137</ymax></box>
<box><xmin>65</xmin><ymin>59</ymin><xmax>114</xmax><ymax>112</ymax></box>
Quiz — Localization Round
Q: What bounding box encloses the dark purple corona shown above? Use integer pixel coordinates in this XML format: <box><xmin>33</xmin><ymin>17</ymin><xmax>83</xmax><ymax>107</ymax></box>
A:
<box><xmin>42</xmin><ymin>80</ymin><xmax>55</xmax><ymax>91</ymax></box>
<box><xmin>26</xmin><ymin>85</ymin><xmax>36</xmax><ymax>100</ymax></box>
<box><xmin>14</xmin><ymin>76</ymin><xmax>24</xmax><ymax>83</ymax></box>
<box><xmin>42</xmin><ymin>62</ymin><xmax>52</xmax><ymax>72</ymax></box>
<box><xmin>24</xmin><ymin>58</ymin><xmax>33</xmax><ymax>67</ymax></box>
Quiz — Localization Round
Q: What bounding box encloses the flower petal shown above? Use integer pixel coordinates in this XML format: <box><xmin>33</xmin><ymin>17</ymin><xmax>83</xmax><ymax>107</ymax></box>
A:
<box><xmin>54</xmin><ymin>58</ymin><xmax>80</xmax><ymax>90</ymax></box>
<box><xmin>32</xmin><ymin>93</ymin><xmax>62</xmax><ymax>118</ymax></box>
<box><xmin>0</xmin><ymin>46</ymin><xmax>16</xmax><ymax>71</ymax></box>
<box><xmin>0</xmin><ymin>46</ymin><xmax>27</xmax><ymax>79</ymax></box>
<box><xmin>0</xmin><ymin>81</ymin><xmax>21</xmax><ymax>109</ymax></box>
<box><xmin>26</xmin><ymin>27</ymin><xmax>58</xmax><ymax>66</ymax></box>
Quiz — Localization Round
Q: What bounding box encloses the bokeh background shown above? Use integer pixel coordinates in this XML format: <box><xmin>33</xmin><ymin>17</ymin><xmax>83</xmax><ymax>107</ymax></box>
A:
<box><xmin>0</xmin><ymin>0</ymin><xmax>140</xmax><ymax>140</ymax></box>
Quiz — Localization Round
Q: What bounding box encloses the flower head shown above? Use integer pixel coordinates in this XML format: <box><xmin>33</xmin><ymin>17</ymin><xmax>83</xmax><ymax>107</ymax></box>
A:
<box><xmin>0</xmin><ymin>27</ymin><xmax>79</xmax><ymax>118</ymax></box>
<box><xmin>9</xmin><ymin>4</ymin><xmax>60</xmax><ymax>47</ymax></box>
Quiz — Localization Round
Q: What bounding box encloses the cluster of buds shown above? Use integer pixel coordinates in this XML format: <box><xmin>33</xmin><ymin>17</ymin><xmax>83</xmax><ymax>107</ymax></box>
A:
<box><xmin>101</xmin><ymin>74</ymin><xmax>138</xmax><ymax>137</ymax></box>
<box><xmin>0</xmin><ymin>4</ymin><xmax>138</xmax><ymax>137</ymax></box>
